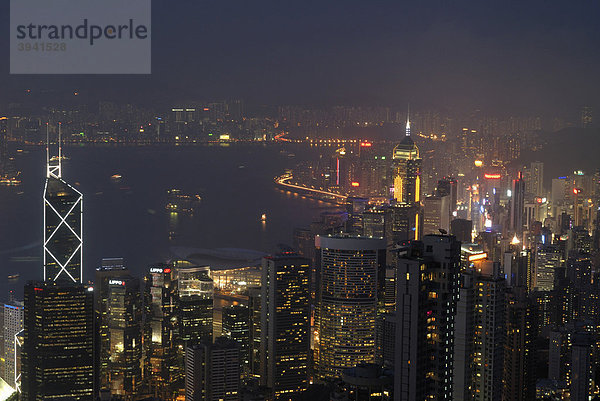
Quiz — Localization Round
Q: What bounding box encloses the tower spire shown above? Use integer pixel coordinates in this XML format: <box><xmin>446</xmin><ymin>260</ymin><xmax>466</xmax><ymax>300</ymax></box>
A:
<box><xmin>46</xmin><ymin>122</ymin><xmax>62</xmax><ymax>179</ymax></box>
<box><xmin>405</xmin><ymin>104</ymin><xmax>411</xmax><ymax>137</ymax></box>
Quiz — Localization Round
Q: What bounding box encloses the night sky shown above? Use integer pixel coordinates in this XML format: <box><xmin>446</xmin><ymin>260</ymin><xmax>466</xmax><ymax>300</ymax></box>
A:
<box><xmin>0</xmin><ymin>0</ymin><xmax>599</xmax><ymax>115</ymax></box>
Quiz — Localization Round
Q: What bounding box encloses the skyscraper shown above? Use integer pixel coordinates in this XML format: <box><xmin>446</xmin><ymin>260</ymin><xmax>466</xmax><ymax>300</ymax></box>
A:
<box><xmin>102</xmin><ymin>276</ymin><xmax>142</xmax><ymax>399</ymax></box>
<box><xmin>177</xmin><ymin>265</ymin><xmax>213</xmax><ymax>345</ymax></box>
<box><xmin>422</xmin><ymin>195</ymin><xmax>451</xmax><ymax>236</ymax></box>
<box><xmin>315</xmin><ymin>235</ymin><xmax>386</xmax><ymax>380</ymax></box>
<box><xmin>260</xmin><ymin>253</ymin><xmax>310</xmax><ymax>399</ymax></box>
<box><xmin>570</xmin><ymin>332</ymin><xmax>592</xmax><ymax>401</ymax></box>
<box><xmin>502</xmin><ymin>288</ymin><xmax>536</xmax><ymax>401</ymax></box>
<box><xmin>471</xmin><ymin>261</ymin><xmax>505</xmax><ymax>401</ymax></box>
<box><xmin>2</xmin><ymin>301</ymin><xmax>24</xmax><ymax>389</ymax></box>
<box><xmin>95</xmin><ymin>257</ymin><xmax>129</xmax><ymax>388</ymax></box>
<box><xmin>510</xmin><ymin>172</ymin><xmax>525</xmax><ymax>238</ymax></box>
<box><xmin>395</xmin><ymin>234</ymin><xmax>461</xmax><ymax>401</ymax></box>
<box><xmin>22</xmin><ymin>282</ymin><xmax>95</xmax><ymax>401</ymax></box>
<box><xmin>185</xmin><ymin>338</ymin><xmax>240</xmax><ymax>401</ymax></box>
<box><xmin>22</xmin><ymin>126</ymin><xmax>95</xmax><ymax>401</ymax></box>
<box><xmin>222</xmin><ymin>304</ymin><xmax>250</xmax><ymax>374</ymax></box>
<box><xmin>143</xmin><ymin>264</ymin><xmax>180</xmax><ymax>400</ymax></box>
<box><xmin>391</xmin><ymin>111</ymin><xmax>422</xmax><ymax>205</ymax></box>
<box><xmin>43</xmin><ymin>125</ymin><xmax>83</xmax><ymax>283</ymax></box>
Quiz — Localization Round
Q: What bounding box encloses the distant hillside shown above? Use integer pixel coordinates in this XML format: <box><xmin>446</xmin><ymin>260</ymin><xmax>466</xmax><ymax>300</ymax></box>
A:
<box><xmin>518</xmin><ymin>126</ymin><xmax>600</xmax><ymax>182</ymax></box>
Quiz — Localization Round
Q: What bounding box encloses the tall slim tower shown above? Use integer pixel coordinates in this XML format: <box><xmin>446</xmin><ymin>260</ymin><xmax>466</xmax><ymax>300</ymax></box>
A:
<box><xmin>395</xmin><ymin>234</ymin><xmax>461</xmax><ymax>401</ymax></box>
<box><xmin>260</xmin><ymin>253</ymin><xmax>310</xmax><ymax>399</ymax></box>
<box><xmin>44</xmin><ymin>124</ymin><xmax>83</xmax><ymax>283</ymax></box>
<box><xmin>22</xmin><ymin>123</ymin><xmax>95</xmax><ymax>401</ymax></box>
<box><xmin>510</xmin><ymin>172</ymin><xmax>525</xmax><ymax>238</ymax></box>
<box><xmin>391</xmin><ymin>109</ymin><xmax>422</xmax><ymax>205</ymax></box>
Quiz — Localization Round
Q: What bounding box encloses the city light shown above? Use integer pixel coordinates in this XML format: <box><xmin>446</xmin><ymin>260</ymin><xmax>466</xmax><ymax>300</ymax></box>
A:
<box><xmin>468</xmin><ymin>252</ymin><xmax>488</xmax><ymax>261</ymax></box>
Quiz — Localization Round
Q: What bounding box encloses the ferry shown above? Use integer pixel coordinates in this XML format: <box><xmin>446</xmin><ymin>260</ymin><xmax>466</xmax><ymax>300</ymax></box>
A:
<box><xmin>261</xmin><ymin>213</ymin><xmax>267</xmax><ymax>222</ymax></box>
<box><xmin>166</xmin><ymin>189</ymin><xmax>202</xmax><ymax>214</ymax></box>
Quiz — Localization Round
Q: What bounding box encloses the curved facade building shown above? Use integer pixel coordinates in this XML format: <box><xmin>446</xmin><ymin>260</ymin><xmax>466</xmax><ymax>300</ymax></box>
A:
<box><xmin>315</xmin><ymin>235</ymin><xmax>386</xmax><ymax>380</ymax></box>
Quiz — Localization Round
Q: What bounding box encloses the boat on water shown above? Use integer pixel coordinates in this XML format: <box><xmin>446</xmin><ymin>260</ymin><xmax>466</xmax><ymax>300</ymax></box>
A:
<box><xmin>166</xmin><ymin>189</ymin><xmax>202</xmax><ymax>214</ymax></box>
<box><xmin>0</xmin><ymin>157</ymin><xmax>22</xmax><ymax>186</ymax></box>
<box><xmin>110</xmin><ymin>174</ymin><xmax>123</xmax><ymax>182</ymax></box>
<box><xmin>49</xmin><ymin>155</ymin><xmax>70</xmax><ymax>162</ymax></box>
<box><xmin>8</xmin><ymin>274</ymin><xmax>19</xmax><ymax>280</ymax></box>
<box><xmin>261</xmin><ymin>213</ymin><xmax>267</xmax><ymax>222</ymax></box>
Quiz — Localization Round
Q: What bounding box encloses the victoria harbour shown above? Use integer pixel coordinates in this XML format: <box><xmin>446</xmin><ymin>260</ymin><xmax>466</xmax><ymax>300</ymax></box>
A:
<box><xmin>0</xmin><ymin>143</ymin><xmax>330</xmax><ymax>296</ymax></box>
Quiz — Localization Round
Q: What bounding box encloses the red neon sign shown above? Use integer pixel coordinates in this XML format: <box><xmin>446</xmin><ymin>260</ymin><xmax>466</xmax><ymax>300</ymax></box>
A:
<box><xmin>360</xmin><ymin>142</ymin><xmax>372</xmax><ymax>147</ymax></box>
<box><xmin>163</xmin><ymin>268</ymin><xmax>172</xmax><ymax>274</ymax></box>
<box><xmin>484</xmin><ymin>173</ymin><xmax>501</xmax><ymax>179</ymax></box>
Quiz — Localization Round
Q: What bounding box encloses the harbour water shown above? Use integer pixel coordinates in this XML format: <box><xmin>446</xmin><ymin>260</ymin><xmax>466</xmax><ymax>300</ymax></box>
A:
<box><xmin>0</xmin><ymin>143</ymin><xmax>334</xmax><ymax>299</ymax></box>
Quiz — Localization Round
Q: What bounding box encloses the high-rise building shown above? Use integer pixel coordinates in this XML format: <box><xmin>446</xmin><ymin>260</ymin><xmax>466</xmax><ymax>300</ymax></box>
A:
<box><xmin>260</xmin><ymin>253</ymin><xmax>310</xmax><ymax>399</ymax></box>
<box><xmin>43</xmin><ymin>127</ymin><xmax>83</xmax><ymax>283</ymax></box>
<box><xmin>95</xmin><ymin>257</ymin><xmax>129</xmax><ymax>389</ymax></box>
<box><xmin>177</xmin><ymin>265</ymin><xmax>213</xmax><ymax>345</ymax></box>
<box><xmin>247</xmin><ymin>287</ymin><xmax>261</xmax><ymax>378</ymax></box>
<box><xmin>391</xmin><ymin>113</ymin><xmax>422</xmax><ymax>205</ymax></box>
<box><xmin>471</xmin><ymin>261</ymin><xmax>505</xmax><ymax>401</ymax></box>
<box><xmin>453</xmin><ymin>270</ymin><xmax>475</xmax><ymax>401</ymax></box>
<box><xmin>143</xmin><ymin>264</ymin><xmax>180</xmax><ymax>400</ymax></box>
<box><xmin>569</xmin><ymin>332</ymin><xmax>592</xmax><ymax>401</ymax></box>
<box><xmin>222</xmin><ymin>304</ymin><xmax>250</xmax><ymax>374</ymax></box>
<box><xmin>315</xmin><ymin>235</ymin><xmax>386</xmax><ymax>380</ymax></box>
<box><xmin>395</xmin><ymin>234</ymin><xmax>461</xmax><ymax>401</ymax></box>
<box><xmin>528</xmin><ymin>161</ymin><xmax>544</xmax><ymax>198</ymax></box>
<box><xmin>422</xmin><ymin>195</ymin><xmax>451</xmax><ymax>236</ymax></box>
<box><xmin>436</xmin><ymin>177</ymin><xmax>458</xmax><ymax>214</ymax></box>
<box><xmin>510</xmin><ymin>172</ymin><xmax>525</xmax><ymax>238</ymax></box>
<box><xmin>22</xmin><ymin>128</ymin><xmax>95</xmax><ymax>401</ymax></box>
<box><xmin>185</xmin><ymin>338</ymin><xmax>240</xmax><ymax>401</ymax></box>
<box><xmin>2</xmin><ymin>301</ymin><xmax>24</xmax><ymax>389</ymax></box>
<box><xmin>535</xmin><ymin>245</ymin><xmax>563</xmax><ymax>291</ymax></box>
<box><xmin>451</xmin><ymin>219</ymin><xmax>473</xmax><ymax>243</ymax></box>
<box><xmin>102</xmin><ymin>276</ymin><xmax>142</xmax><ymax>399</ymax></box>
<box><xmin>22</xmin><ymin>282</ymin><xmax>95</xmax><ymax>401</ymax></box>
<box><xmin>502</xmin><ymin>288</ymin><xmax>536</xmax><ymax>401</ymax></box>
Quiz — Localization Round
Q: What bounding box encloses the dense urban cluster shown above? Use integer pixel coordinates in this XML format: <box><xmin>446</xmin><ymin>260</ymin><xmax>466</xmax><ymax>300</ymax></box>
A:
<box><xmin>0</xmin><ymin>104</ymin><xmax>599</xmax><ymax>401</ymax></box>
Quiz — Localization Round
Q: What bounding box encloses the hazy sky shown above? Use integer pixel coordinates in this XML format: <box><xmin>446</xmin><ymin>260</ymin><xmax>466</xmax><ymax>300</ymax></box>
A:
<box><xmin>1</xmin><ymin>0</ymin><xmax>599</xmax><ymax>115</ymax></box>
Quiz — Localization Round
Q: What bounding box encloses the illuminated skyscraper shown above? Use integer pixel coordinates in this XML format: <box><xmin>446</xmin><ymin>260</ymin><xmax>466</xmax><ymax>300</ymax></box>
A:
<box><xmin>315</xmin><ymin>235</ymin><xmax>386</xmax><ymax>380</ymax></box>
<box><xmin>395</xmin><ymin>234</ymin><xmax>461</xmax><ymax>401</ymax></box>
<box><xmin>260</xmin><ymin>253</ymin><xmax>310</xmax><ymax>399</ymax></box>
<box><xmin>143</xmin><ymin>264</ymin><xmax>180</xmax><ymax>400</ymax></box>
<box><xmin>95</xmin><ymin>257</ymin><xmax>129</xmax><ymax>387</ymax></box>
<box><xmin>22</xmin><ymin>282</ymin><xmax>95</xmax><ymax>401</ymax></box>
<box><xmin>222</xmin><ymin>304</ymin><xmax>250</xmax><ymax>373</ymax></box>
<box><xmin>2</xmin><ymin>301</ymin><xmax>24</xmax><ymax>389</ymax></box>
<box><xmin>43</xmin><ymin>125</ymin><xmax>83</xmax><ymax>283</ymax></box>
<box><xmin>102</xmin><ymin>276</ymin><xmax>142</xmax><ymax>399</ymax></box>
<box><xmin>391</xmin><ymin>110</ymin><xmax>422</xmax><ymax>205</ymax></box>
<box><xmin>22</xmin><ymin>125</ymin><xmax>95</xmax><ymax>401</ymax></box>
<box><xmin>176</xmin><ymin>265</ymin><xmax>213</xmax><ymax>345</ymax></box>
<box><xmin>510</xmin><ymin>172</ymin><xmax>525</xmax><ymax>238</ymax></box>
